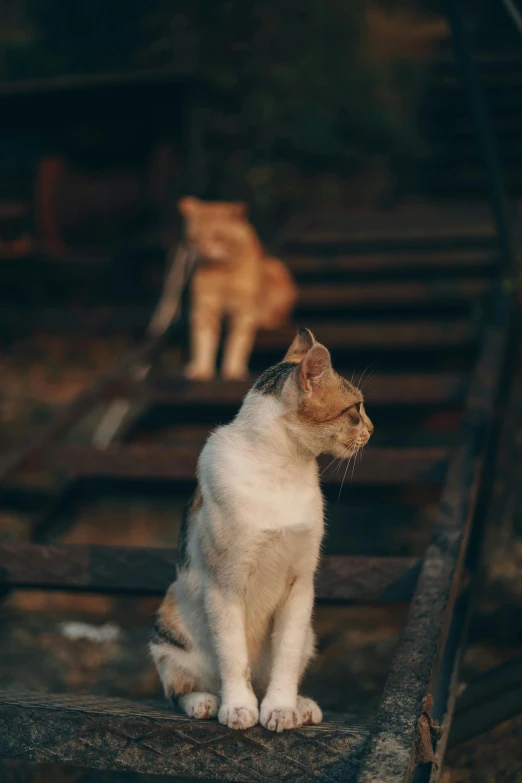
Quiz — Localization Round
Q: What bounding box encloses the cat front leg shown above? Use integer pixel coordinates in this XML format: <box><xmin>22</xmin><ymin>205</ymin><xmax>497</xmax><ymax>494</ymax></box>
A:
<box><xmin>221</xmin><ymin>312</ymin><xmax>257</xmax><ymax>381</ymax></box>
<box><xmin>296</xmin><ymin>626</ymin><xmax>323</xmax><ymax>726</ymax></box>
<box><xmin>184</xmin><ymin>304</ymin><xmax>221</xmax><ymax>381</ymax></box>
<box><xmin>260</xmin><ymin>578</ymin><xmax>315</xmax><ymax>732</ymax></box>
<box><xmin>205</xmin><ymin>583</ymin><xmax>259</xmax><ymax>729</ymax></box>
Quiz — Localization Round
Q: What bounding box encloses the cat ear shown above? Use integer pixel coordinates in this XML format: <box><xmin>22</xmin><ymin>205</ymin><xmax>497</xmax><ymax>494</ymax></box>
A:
<box><xmin>298</xmin><ymin>344</ymin><xmax>332</xmax><ymax>395</ymax></box>
<box><xmin>284</xmin><ymin>327</ymin><xmax>316</xmax><ymax>361</ymax></box>
<box><xmin>229</xmin><ymin>202</ymin><xmax>248</xmax><ymax>219</ymax></box>
<box><xmin>178</xmin><ymin>196</ymin><xmax>200</xmax><ymax>217</ymax></box>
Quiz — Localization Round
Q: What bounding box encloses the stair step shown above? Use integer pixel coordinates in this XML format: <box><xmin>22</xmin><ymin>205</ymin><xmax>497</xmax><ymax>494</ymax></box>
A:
<box><xmin>45</xmin><ymin>444</ymin><xmax>450</xmax><ymax>486</ymax></box>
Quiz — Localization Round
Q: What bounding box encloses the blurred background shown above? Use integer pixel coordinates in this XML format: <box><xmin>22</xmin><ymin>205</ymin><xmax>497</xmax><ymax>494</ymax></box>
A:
<box><xmin>1</xmin><ymin>1</ymin><xmax>522</xmax><ymax>781</ymax></box>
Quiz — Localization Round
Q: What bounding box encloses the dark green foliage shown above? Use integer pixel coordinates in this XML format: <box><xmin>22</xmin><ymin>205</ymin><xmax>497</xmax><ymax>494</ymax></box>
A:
<box><xmin>141</xmin><ymin>1</ymin><xmax>425</xmax><ymax>207</ymax></box>
<box><xmin>0</xmin><ymin>0</ymin><xmax>149</xmax><ymax>78</ymax></box>
<box><xmin>0</xmin><ymin>1</ymin><xmax>428</xmax><ymax>211</ymax></box>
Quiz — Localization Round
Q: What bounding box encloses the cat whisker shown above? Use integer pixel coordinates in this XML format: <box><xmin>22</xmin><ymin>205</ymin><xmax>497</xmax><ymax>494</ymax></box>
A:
<box><xmin>356</xmin><ymin>361</ymin><xmax>376</xmax><ymax>389</ymax></box>
<box><xmin>334</xmin><ymin>457</ymin><xmax>346</xmax><ymax>475</ymax></box>
<box><xmin>337</xmin><ymin>455</ymin><xmax>352</xmax><ymax>502</ymax></box>
<box><xmin>320</xmin><ymin>453</ymin><xmax>344</xmax><ymax>477</ymax></box>
<box><xmin>350</xmin><ymin>448</ymin><xmax>360</xmax><ymax>483</ymax></box>
<box><xmin>359</xmin><ymin>373</ymin><xmax>376</xmax><ymax>393</ymax></box>
<box><xmin>359</xmin><ymin>370</ymin><xmax>376</xmax><ymax>393</ymax></box>
<box><xmin>335</xmin><ymin>445</ymin><xmax>354</xmax><ymax>473</ymax></box>
<box><xmin>320</xmin><ymin>444</ymin><xmax>351</xmax><ymax>477</ymax></box>
<box><xmin>330</xmin><ymin>457</ymin><xmax>342</xmax><ymax>476</ymax></box>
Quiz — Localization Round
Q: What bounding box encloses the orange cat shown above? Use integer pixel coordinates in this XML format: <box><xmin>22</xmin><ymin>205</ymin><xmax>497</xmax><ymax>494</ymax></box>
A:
<box><xmin>179</xmin><ymin>197</ymin><xmax>297</xmax><ymax>381</ymax></box>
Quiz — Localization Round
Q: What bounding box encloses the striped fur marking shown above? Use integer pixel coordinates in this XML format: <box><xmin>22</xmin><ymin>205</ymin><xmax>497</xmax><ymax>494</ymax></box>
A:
<box><xmin>151</xmin><ymin>617</ymin><xmax>188</xmax><ymax>650</ymax></box>
<box><xmin>253</xmin><ymin>361</ymin><xmax>296</xmax><ymax>396</ymax></box>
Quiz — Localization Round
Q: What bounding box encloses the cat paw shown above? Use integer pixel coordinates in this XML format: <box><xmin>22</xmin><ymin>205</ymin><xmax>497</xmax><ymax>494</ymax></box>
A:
<box><xmin>297</xmin><ymin>696</ymin><xmax>323</xmax><ymax>725</ymax></box>
<box><xmin>260</xmin><ymin>700</ymin><xmax>302</xmax><ymax>732</ymax></box>
<box><xmin>180</xmin><ymin>692</ymin><xmax>219</xmax><ymax>720</ymax></box>
<box><xmin>183</xmin><ymin>363</ymin><xmax>215</xmax><ymax>382</ymax></box>
<box><xmin>218</xmin><ymin>702</ymin><xmax>259</xmax><ymax>730</ymax></box>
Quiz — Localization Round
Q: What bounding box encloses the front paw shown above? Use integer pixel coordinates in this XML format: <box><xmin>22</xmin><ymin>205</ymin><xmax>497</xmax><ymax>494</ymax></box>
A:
<box><xmin>218</xmin><ymin>701</ymin><xmax>259</xmax><ymax>730</ymax></box>
<box><xmin>260</xmin><ymin>699</ymin><xmax>302</xmax><ymax>733</ymax></box>
<box><xmin>221</xmin><ymin>368</ymin><xmax>249</xmax><ymax>382</ymax></box>
<box><xmin>183</xmin><ymin>362</ymin><xmax>215</xmax><ymax>382</ymax></box>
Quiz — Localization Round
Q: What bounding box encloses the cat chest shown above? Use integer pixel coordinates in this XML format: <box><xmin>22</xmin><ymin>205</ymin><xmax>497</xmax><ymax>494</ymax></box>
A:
<box><xmin>245</xmin><ymin>529</ymin><xmax>315</xmax><ymax>588</ymax></box>
<box><xmin>193</xmin><ymin>265</ymin><xmax>258</xmax><ymax>300</ymax></box>
<box><xmin>241</xmin><ymin>480</ymin><xmax>323</xmax><ymax>533</ymax></box>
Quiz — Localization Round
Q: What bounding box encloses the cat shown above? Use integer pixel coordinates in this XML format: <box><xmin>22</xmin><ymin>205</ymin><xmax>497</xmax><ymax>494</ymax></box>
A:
<box><xmin>178</xmin><ymin>196</ymin><xmax>297</xmax><ymax>381</ymax></box>
<box><xmin>150</xmin><ymin>327</ymin><xmax>374</xmax><ymax>731</ymax></box>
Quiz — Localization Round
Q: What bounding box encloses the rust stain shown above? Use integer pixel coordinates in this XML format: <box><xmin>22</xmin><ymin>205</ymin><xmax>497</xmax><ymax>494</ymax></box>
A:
<box><xmin>416</xmin><ymin>693</ymin><xmax>443</xmax><ymax>767</ymax></box>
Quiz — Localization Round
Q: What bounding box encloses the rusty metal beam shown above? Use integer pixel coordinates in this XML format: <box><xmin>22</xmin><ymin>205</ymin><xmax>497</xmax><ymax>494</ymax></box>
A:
<box><xmin>255</xmin><ymin>321</ymin><xmax>477</xmax><ymax>351</ymax></box>
<box><xmin>43</xmin><ymin>444</ymin><xmax>449</xmax><ymax>485</ymax></box>
<box><xmin>0</xmin><ymin>690</ymin><xmax>369</xmax><ymax>781</ymax></box>
<box><xmin>0</xmin><ymin>544</ymin><xmax>420</xmax><ymax>602</ymax></box>
<box><xmin>448</xmin><ymin>366</ymin><xmax>522</xmax><ymax>748</ymax></box>
<box><xmin>356</xmin><ymin>288</ymin><xmax>511</xmax><ymax>782</ymax></box>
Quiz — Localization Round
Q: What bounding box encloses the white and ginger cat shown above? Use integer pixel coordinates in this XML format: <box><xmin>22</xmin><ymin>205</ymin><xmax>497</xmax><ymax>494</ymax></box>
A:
<box><xmin>179</xmin><ymin>196</ymin><xmax>297</xmax><ymax>382</ymax></box>
<box><xmin>150</xmin><ymin>328</ymin><xmax>374</xmax><ymax>732</ymax></box>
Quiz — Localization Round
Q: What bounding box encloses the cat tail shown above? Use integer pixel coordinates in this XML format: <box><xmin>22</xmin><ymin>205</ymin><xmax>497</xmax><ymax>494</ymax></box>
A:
<box><xmin>258</xmin><ymin>256</ymin><xmax>298</xmax><ymax>330</ymax></box>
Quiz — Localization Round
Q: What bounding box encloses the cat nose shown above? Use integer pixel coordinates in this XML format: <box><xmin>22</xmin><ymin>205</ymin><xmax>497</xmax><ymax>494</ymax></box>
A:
<box><xmin>367</xmin><ymin>423</ymin><xmax>374</xmax><ymax>435</ymax></box>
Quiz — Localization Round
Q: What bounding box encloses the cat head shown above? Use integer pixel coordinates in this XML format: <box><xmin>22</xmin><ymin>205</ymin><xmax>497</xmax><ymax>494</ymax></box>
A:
<box><xmin>252</xmin><ymin>328</ymin><xmax>374</xmax><ymax>458</ymax></box>
<box><xmin>178</xmin><ymin>197</ymin><xmax>248</xmax><ymax>262</ymax></box>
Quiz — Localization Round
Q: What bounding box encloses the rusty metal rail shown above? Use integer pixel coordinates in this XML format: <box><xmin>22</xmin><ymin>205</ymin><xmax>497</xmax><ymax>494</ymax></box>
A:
<box><xmin>357</xmin><ymin>287</ymin><xmax>511</xmax><ymax>781</ymax></box>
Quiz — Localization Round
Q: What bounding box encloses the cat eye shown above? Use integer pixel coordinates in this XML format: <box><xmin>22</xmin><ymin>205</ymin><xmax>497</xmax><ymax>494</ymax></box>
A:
<box><xmin>338</xmin><ymin>401</ymin><xmax>363</xmax><ymax>419</ymax></box>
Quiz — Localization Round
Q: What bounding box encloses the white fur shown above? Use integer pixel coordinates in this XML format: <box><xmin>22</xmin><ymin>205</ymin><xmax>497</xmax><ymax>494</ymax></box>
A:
<box><xmin>151</xmin><ymin>338</ymin><xmax>373</xmax><ymax>732</ymax></box>
<box><xmin>151</xmin><ymin>391</ymin><xmax>324</xmax><ymax>731</ymax></box>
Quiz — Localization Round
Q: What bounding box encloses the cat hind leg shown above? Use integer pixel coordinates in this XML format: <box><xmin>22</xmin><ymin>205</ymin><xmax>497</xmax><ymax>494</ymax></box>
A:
<box><xmin>150</xmin><ymin>588</ymin><xmax>219</xmax><ymax>719</ymax></box>
<box><xmin>179</xmin><ymin>692</ymin><xmax>219</xmax><ymax>719</ymax></box>
<box><xmin>296</xmin><ymin>695</ymin><xmax>323</xmax><ymax>725</ymax></box>
<box><xmin>150</xmin><ymin>638</ymin><xmax>219</xmax><ymax>719</ymax></box>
